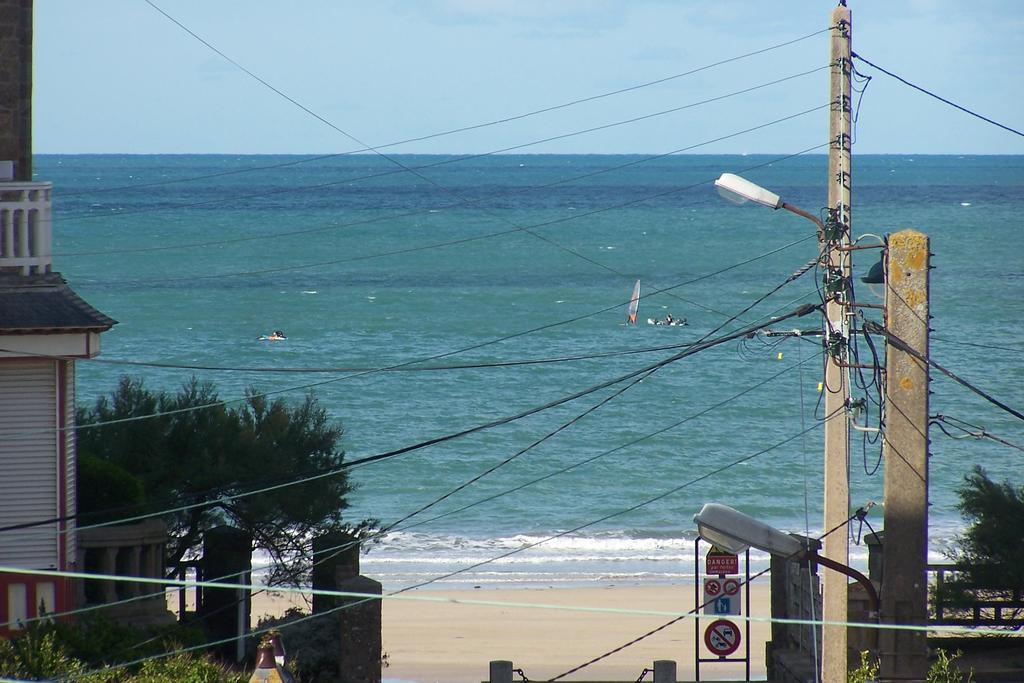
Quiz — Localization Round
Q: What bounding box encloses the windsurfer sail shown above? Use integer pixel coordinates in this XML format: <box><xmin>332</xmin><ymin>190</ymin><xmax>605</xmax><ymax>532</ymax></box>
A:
<box><xmin>626</xmin><ymin>279</ymin><xmax>641</xmax><ymax>325</ymax></box>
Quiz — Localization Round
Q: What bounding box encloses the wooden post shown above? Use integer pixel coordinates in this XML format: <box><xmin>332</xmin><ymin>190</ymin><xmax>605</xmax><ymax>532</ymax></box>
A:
<box><xmin>879</xmin><ymin>229</ymin><xmax>930</xmax><ymax>680</ymax></box>
<box><xmin>822</xmin><ymin>4</ymin><xmax>853</xmax><ymax>680</ymax></box>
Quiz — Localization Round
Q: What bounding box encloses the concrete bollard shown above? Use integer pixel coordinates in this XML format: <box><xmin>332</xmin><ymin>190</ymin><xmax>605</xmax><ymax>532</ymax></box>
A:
<box><xmin>653</xmin><ymin>659</ymin><xmax>677</xmax><ymax>683</ymax></box>
<box><xmin>488</xmin><ymin>660</ymin><xmax>513</xmax><ymax>683</ymax></box>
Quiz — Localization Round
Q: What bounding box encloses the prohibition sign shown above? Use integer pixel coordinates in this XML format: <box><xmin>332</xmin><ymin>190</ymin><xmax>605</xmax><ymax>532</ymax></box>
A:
<box><xmin>723</xmin><ymin>578</ymin><xmax>741</xmax><ymax>596</ymax></box>
<box><xmin>704</xmin><ymin>618</ymin><xmax>741</xmax><ymax>657</ymax></box>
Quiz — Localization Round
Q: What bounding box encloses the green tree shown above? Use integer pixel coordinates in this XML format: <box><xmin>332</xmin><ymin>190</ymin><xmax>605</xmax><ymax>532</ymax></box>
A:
<box><xmin>77</xmin><ymin>376</ymin><xmax>375</xmax><ymax>586</ymax></box>
<box><xmin>949</xmin><ymin>465</ymin><xmax>1024</xmax><ymax>589</ymax></box>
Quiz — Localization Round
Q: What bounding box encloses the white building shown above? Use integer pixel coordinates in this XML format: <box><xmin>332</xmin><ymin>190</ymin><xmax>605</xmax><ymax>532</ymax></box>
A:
<box><xmin>0</xmin><ymin>175</ymin><xmax>116</xmax><ymax>632</ymax></box>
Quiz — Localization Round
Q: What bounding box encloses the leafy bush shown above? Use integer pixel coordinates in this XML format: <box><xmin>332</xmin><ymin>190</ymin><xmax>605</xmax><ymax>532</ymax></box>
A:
<box><xmin>0</xmin><ymin>618</ymin><xmax>229</xmax><ymax>683</ymax></box>
<box><xmin>927</xmin><ymin>649</ymin><xmax>973</xmax><ymax>683</ymax></box>
<box><xmin>848</xmin><ymin>650</ymin><xmax>878</xmax><ymax>683</ymax></box>
<box><xmin>949</xmin><ymin>466</ymin><xmax>1024</xmax><ymax>589</ymax></box>
<box><xmin>131</xmin><ymin>653</ymin><xmax>247</xmax><ymax>683</ymax></box>
<box><xmin>0</xmin><ymin>626</ymin><xmax>88</xmax><ymax>680</ymax></box>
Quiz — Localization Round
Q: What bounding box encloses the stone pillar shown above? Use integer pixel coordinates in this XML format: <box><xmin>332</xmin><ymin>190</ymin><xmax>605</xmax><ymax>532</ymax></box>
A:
<box><xmin>0</xmin><ymin>0</ymin><xmax>32</xmax><ymax>179</ymax></box>
<box><xmin>201</xmin><ymin>526</ymin><xmax>252</xmax><ymax>661</ymax></box>
<box><xmin>100</xmin><ymin>548</ymin><xmax>118</xmax><ymax>603</ymax></box>
<box><xmin>337</xmin><ymin>573</ymin><xmax>382</xmax><ymax>683</ymax></box>
<box><xmin>311</xmin><ymin>531</ymin><xmax>360</xmax><ymax>613</ymax></box>
<box><xmin>126</xmin><ymin>545</ymin><xmax>142</xmax><ymax>597</ymax></box>
<box><xmin>766</xmin><ymin>535</ymin><xmax>820</xmax><ymax>680</ymax></box>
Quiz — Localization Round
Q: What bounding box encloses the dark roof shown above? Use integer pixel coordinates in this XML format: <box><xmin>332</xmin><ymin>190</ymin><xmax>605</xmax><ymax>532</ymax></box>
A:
<box><xmin>0</xmin><ymin>272</ymin><xmax>117</xmax><ymax>333</ymax></box>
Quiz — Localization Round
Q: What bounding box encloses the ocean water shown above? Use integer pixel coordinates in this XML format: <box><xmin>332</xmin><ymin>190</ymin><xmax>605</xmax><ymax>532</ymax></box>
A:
<box><xmin>36</xmin><ymin>153</ymin><xmax>1024</xmax><ymax>590</ymax></box>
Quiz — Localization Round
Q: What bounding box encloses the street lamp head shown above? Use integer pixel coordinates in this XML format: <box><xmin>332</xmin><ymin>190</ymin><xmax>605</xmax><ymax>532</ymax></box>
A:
<box><xmin>693</xmin><ymin>503</ymin><xmax>804</xmax><ymax>557</ymax></box>
<box><xmin>714</xmin><ymin>173</ymin><xmax>783</xmax><ymax>210</ymax></box>
<box><xmin>861</xmin><ymin>253</ymin><xmax>885</xmax><ymax>284</ymax></box>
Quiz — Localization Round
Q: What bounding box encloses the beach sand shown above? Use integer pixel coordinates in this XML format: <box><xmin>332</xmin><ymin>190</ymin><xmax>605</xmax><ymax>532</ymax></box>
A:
<box><xmin>251</xmin><ymin>583</ymin><xmax>770</xmax><ymax>683</ymax></box>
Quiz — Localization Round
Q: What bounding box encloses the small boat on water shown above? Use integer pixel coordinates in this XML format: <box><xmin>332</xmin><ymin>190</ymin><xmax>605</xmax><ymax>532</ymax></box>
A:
<box><xmin>647</xmin><ymin>316</ymin><xmax>687</xmax><ymax>327</ymax></box>
<box><xmin>626</xmin><ymin>279</ymin><xmax>687</xmax><ymax>326</ymax></box>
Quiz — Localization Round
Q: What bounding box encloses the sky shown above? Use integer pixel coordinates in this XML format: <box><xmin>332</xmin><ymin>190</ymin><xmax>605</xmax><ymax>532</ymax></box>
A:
<box><xmin>33</xmin><ymin>1</ymin><xmax>1024</xmax><ymax>155</ymax></box>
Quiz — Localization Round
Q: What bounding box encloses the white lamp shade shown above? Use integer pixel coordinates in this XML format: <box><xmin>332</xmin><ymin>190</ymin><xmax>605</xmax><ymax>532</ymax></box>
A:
<box><xmin>693</xmin><ymin>503</ymin><xmax>803</xmax><ymax>557</ymax></box>
<box><xmin>714</xmin><ymin>173</ymin><xmax>782</xmax><ymax>209</ymax></box>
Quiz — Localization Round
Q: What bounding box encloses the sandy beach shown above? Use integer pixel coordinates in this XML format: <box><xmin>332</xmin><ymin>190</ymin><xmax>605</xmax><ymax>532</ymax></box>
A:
<box><xmin>252</xmin><ymin>582</ymin><xmax>770</xmax><ymax>682</ymax></box>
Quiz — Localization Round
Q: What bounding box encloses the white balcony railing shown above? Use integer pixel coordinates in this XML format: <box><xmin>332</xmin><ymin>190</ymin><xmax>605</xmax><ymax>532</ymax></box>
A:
<box><xmin>0</xmin><ymin>181</ymin><xmax>52</xmax><ymax>275</ymax></box>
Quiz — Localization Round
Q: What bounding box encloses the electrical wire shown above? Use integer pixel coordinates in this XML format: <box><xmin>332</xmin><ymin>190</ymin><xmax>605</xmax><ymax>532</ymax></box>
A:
<box><xmin>0</xmin><ymin>339</ymin><xmax>702</xmax><ymax>375</ymax></box>
<box><xmin>56</xmin><ymin>68</ymin><xmax>829</xmax><ymax>228</ymax></box>
<box><xmin>307</xmin><ymin>261</ymin><xmax>825</xmax><ymax>579</ymax></box>
<box><xmin>0</xmin><ymin>303</ymin><xmax>820</xmax><ymax>539</ymax></box>
<box><xmin>852</xmin><ymin>52</ymin><xmax>1024</xmax><ymax>138</ymax></box>
<box><xmin>11</xmin><ymin>351</ymin><xmax>823</xmax><ymax>639</ymax></box>
<box><xmin>86</xmin><ymin>2</ymin><xmax>832</xmax><ymax>343</ymax></box>
<box><xmin>108</xmin><ymin>2</ymin><xmax>827</xmax><ymax>199</ymax></box>
<box><xmin>932</xmin><ymin>336</ymin><xmax>1024</xmax><ymax>354</ymax></box>
<box><xmin>865</xmin><ymin>321</ymin><xmax>1024</xmax><ymax>422</ymax></box>
<box><xmin>137</xmin><ymin>0</ymin><xmax>824</xmax><ymax>349</ymax></box>
<box><xmin>233</xmin><ymin>255</ymin><xmax>830</xmax><ymax>587</ymax></box>
<box><xmin>0</xmin><ymin>236</ymin><xmax>816</xmax><ymax>444</ymax></box>
<box><xmin>4</xmin><ymin>406</ymin><xmax>845</xmax><ymax>667</ymax></box>
<box><xmin>69</xmin><ymin>122</ymin><xmax>828</xmax><ymax>287</ymax></box>
<box><xmin>932</xmin><ymin>414</ymin><xmax>1024</xmax><ymax>453</ymax></box>
<box><xmin>547</xmin><ymin>496</ymin><xmax>858</xmax><ymax>681</ymax></box>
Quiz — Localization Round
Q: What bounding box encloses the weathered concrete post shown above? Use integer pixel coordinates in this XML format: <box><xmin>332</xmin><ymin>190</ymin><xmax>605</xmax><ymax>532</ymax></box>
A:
<box><xmin>489</xmin><ymin>660</ymin><xmax>513</xmax><ymax>683</ymax></box>
<box><xmin>879</xmin><ymin>229</ymin><xmax>931</xmax><ymax>681</ymax></box>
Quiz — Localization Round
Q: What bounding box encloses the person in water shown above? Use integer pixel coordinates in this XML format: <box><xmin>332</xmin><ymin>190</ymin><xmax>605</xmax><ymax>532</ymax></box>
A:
<box><xmin>260</xmin><ymin>330</ymin><xmax>287</xmax><ymax>340</ymax></box>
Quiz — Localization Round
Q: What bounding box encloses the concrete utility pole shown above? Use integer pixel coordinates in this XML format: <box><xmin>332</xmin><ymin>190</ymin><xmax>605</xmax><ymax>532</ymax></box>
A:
<box><xmin>821</xmin><ymin>4</ymin><xmax>853</xmax><ymax>680</ymax></box>
<box><xmin>879</xmin><ymin>230</ymin><xmax>931</xmax><ymax>680</ymax></box>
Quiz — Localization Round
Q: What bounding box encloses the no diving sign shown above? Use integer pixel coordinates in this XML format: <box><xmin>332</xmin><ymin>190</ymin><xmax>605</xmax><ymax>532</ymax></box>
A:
<box><xmin>703</xmin><ymin>618</ymin><xmax>741</xmax><ymax>657</ymax></box>
<box><xmin>702</xmin><ymin>578</ymin><xmax>741</xmax><ymax>615</ymax></box>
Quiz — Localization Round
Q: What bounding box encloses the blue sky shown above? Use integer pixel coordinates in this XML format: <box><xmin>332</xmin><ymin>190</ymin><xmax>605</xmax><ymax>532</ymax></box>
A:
<box><xmin>34</xmin><ymin>1</ymin><xmax>1023</xmax><ymax>154</ymax></box>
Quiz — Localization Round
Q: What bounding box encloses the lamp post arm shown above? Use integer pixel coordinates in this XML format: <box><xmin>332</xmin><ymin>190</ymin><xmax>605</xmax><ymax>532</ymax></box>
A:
<box><xmin>811</xmin><ymin>551</ymin><xmax>879</xmax><ymax>617</ymax></box>
<box><xmin>780</xmin><ymin>201</ymin><xmax>826</xmax><ymax>239</ymax></box>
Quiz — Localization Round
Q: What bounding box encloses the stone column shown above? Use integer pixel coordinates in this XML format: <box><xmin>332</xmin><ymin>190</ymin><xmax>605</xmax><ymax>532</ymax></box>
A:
<box><xmin>311</xmin><ymin>531</ymin><xmax>359</xmax><ymax>613</ymax></box>
<box><xmin>100</xmin><ymin>548</ymin><xmax>118</xmax><ymax>603</ymax></box>
<box><xmin>201</xmin><ymin>526</ymin><xmax>252</xmax><ymax>661</ymax></box>
<box><xmin>336</xmin><ymin>573</ymin><xmax>382</xmax><ymax>683</ymax></box>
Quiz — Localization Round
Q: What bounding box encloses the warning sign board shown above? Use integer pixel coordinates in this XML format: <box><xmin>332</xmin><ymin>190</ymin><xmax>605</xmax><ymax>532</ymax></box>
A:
<box><xmin>703</xmin><ymin>578</ymin><xmax>741</xmax><ymax>615</ymax></box>
<box><xmin>705</xmin><ymin>548</ymin><xmax>739</xmax><ymax>575</ymax></box>
<box><xmin>703</xmin><ymin>618</ymin><xmax>741</xmax><ymax>657</ymax></box>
